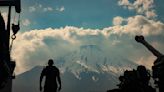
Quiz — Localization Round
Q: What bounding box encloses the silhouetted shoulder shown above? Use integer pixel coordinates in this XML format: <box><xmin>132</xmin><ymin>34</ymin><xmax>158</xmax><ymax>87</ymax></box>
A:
<box><xmin>52</xmin><ymin>66</ymin><xmax>60</xmax><ymax>74</ymax></box>
<box><xmin>53</xmin><ymin>66</ymin><xmax>59</xmax><ymax>71</ymax></box>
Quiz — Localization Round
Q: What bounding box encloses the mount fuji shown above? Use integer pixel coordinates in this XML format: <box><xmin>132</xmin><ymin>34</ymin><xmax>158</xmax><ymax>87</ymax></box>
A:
<box><xmin>13</xmin><ymin>45</ymin><xmax>138</xmax><ymax>92</ymax></box>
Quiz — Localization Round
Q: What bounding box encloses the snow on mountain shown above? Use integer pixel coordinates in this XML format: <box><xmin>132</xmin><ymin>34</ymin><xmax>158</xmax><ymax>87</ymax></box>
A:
<box><xmin>13</xmin><ymin>44</ymin><xmax>138</xmax><ymax>92</ymax></box>
<box><xmin>55</xmin><ymin>45</ymin><xmax>138</xmax><ymax>76</ymax></box>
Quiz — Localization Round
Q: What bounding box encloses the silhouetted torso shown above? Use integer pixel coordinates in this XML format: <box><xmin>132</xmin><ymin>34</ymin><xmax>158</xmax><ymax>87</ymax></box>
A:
<box><xmin>41</xmin><ymin>66</ymin><xmax>59</xmax><ymax>92</ymax></box>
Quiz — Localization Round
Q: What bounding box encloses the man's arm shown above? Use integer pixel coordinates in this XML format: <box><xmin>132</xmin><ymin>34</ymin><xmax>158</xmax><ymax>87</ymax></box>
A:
<box><xmin>40</xmin><ymin>69</ymin><xmax>45</xmax><ymax>91</ymax></box>
<box><xmin>57</xmin><ymin>69</ymin><xmax>61</xmax><ymax>91</ymax></box>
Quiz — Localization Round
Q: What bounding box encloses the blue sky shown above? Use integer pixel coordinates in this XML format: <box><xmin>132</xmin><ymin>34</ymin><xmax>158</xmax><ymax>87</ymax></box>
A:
<box><xmin>20</xmin><ymin>0</ymin><xmax>137</xmax><ymax>30</ymax></box>
<box><xmin>1</xmin><ymin>0</ymin><xmax>164</xmax><ymax>74</ymax></box>
<box><xmin>19</xmin><ymin>0</ymin><xmax>164</xmax><ymax>30</ymax></box>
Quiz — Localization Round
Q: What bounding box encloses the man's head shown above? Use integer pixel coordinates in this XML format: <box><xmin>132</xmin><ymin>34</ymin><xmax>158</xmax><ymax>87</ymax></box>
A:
<box><xmin>48</xmin><ymin>59</ymin><xmax>54</xmax><ymax>66</ymax></box>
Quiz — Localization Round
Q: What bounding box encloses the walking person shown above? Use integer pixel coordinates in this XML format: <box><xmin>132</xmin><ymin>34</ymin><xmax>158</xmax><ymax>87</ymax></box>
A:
<box><xmin>40</xmin><ymin>59</ymin><xmax>61</xmax><ymax>92</ymax></box>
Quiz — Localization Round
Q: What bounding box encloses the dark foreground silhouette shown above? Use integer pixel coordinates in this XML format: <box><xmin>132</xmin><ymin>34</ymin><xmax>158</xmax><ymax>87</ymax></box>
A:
<box><xmin>0</xmin><ymin>12</ymin><xmax>17</xmax><ymax>90</ymax></box>
<box><xmin>0</xmin><ymin>1</ymin><xmax>20</xmax><ymax>91</ymax></box>
<box><xmin>108</xmin><ymin>35</ymin><xmax>164</xmax><ymax>92</ymax></box>
<box><xmin>0</xmin><ymin>13</ymin><xmax>10</xmax><ymax>89</ymax></box>
<box><xmin>40</xmin><ymin>59</ymin><xmax>62</xmax><ymax>92</ymax></box>
<box><xmin>107</xmin><ymin>65</ymin><xmax>155</xmax><ymax>92</ymax></box>
<box><xmin>135</xmin><ymin>35</ymin><xmax>164</xmax><ymax>92</ymax></box>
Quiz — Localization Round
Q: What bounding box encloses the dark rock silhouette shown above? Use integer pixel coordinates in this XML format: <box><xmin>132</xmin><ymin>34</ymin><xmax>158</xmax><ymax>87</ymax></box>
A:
<box><xmin>135</xmin><ymin>35</ymin><xmax>164</xmax><ymax>92</ymax></box>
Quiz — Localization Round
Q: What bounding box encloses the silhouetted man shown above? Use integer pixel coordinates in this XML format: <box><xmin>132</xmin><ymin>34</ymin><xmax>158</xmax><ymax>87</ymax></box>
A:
<box><xmin>40</xmin><ymin>59</ymin><xmax>61</xmax><ymax>92</ymax></box>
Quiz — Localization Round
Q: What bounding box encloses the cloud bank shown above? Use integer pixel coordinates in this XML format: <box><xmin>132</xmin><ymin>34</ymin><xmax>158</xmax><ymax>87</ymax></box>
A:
<box><xmin>111</xmin><ymin>15</ymin><xmax>164</xmax><ymax>36</ymax></box>
<box><xmin>10</xmin><ymin>0</ymin><xmax>164</xmax><ymax>74</ymax></box>
<box><xmin>12</xmin><ymin>23</ymin><xmax>164</xmax><ymax>74</ymax></box>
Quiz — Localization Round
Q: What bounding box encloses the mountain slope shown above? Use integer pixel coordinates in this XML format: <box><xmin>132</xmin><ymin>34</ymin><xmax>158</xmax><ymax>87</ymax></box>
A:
<box><xmin>13</xmin><ymin>45</ymin><xmax>138</xmax><ymax>92</ymax></box>
<box><xmin>13</xmin><ymin>66</ymin><xmax>118</xmax><ymax>92</ymax></box>
<box><xmin>55</xmin><ymin>45</ymin><xmax>137</xmax><ymax>75</ymax></box>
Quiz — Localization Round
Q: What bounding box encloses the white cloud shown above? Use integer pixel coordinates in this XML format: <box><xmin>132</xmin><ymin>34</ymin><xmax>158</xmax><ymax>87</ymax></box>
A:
<box><xmin>145</xmin><ymin>10</ymin><xmax>157</xmax><ymax>18</ymax></box>
<box><xmin>43</xmin><ymin>7</ymin><xmax>53</xmax><ymax>12</ymax></box>
<box><xmin>22</xmin><ymin>19</ymin><xmax>31</xmax><ymax>26</ymax></box>
<box><xmin>11</xmin><ymin>27</ymin><xmax>103</xmax><ymax>74</ymax></box>
<box><xmin>113</xmin><ymin>16</ymin><xmax>124</xmax><ymax>26</ymax></box>
<box><xmin>118</xmin><ymin>0</ymin><xmax>156</xmax><ymax>18</ymax></box>
<box><xmin>110</xmin><ymin>15</ymin><xmax>164</xmax><ymax>36</ymax></box>
<box><xmin>135</xmin><ymin>55</ymin><xmax>156</xmax><ymax>70</ymax></box>
<box><xmin>12</xmin><ymin>22</ymin><xmax>164</xmax><ymax>74</ymax></box>
<box><xmin>38</xmin><ymin>4</ymin><xmax>42</xmax><ymax>8</ymax></box>
<box><xmin>29</xmin><ymin>4</ymin><xmax>64</xmax><ymax>13</ymax></box>
<box><xmin>118</xmin><ymin>0</ymin><xmax>130</xmax><ymax>6</ymax></box>
<box><xmin>56</xmin><ymin>6</ymin><xmax>65</xmax><ymax>12</ymax></box>
<box><xmin>29</xmin><ymin>6</ymin><xmax>36</xmax><ymax>12</ymax></box>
